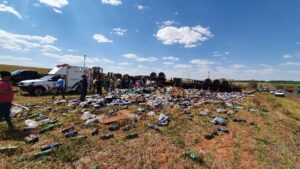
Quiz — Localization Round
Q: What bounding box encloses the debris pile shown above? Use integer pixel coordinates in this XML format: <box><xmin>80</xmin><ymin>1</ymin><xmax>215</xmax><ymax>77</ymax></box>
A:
<box><xmin>5</xmin><ymin>87</ymin><xmax>260</xmax><ymax>163</ymax></box>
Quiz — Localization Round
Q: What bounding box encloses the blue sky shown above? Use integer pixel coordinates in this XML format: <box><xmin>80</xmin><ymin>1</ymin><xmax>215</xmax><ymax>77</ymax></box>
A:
<box><xmin>0</xmin><ymin>0</ymin><xmax>300</xmax><ymax>80</ymax></box>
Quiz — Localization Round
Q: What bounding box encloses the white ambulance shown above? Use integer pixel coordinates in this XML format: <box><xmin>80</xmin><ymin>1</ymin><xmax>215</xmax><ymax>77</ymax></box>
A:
<box><xmin>18</xmin><ymin>64</ymin><xmax>102</xmax><ymax>95</ymax></box>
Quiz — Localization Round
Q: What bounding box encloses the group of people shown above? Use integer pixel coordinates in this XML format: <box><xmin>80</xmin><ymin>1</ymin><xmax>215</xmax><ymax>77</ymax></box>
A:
<box><xmin>95</xmin><ymin>75</ymin><xmax>151</xmax><ymax>93</ymax></box>
<box><xmin>52</xmin><ymin>74</ymin><xmax>88</xmax><ymax>102</ymax></box>
<box><xmin>0</xmin><ymin>71</ymin><xmax>153</xmax><ymax>130</ymax></box>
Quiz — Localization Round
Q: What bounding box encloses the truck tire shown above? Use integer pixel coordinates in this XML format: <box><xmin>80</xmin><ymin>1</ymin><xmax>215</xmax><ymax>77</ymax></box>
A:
<box><xmin>33</xmin><ymin>87</ymin><xmax>45</xmax><ymax>96</ymax></box>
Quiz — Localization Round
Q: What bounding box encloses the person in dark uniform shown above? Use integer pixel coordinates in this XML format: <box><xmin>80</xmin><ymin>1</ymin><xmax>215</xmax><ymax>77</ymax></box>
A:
<box><xmin>79</xmin><ymin>75</ymin><xmax>88</xmax><ymax>102</ymax></box>
<box><xmin>94</xmin><ymin>74</ymin><xmax>103</xmax><ymax>95</ymax></box>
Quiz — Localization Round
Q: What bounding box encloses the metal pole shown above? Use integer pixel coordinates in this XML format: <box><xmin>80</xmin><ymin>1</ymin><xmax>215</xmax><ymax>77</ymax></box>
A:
<box><xmin>83</xmin><ymin>55</ymin><xmax>86</xmax><ymax>68</ymax></box>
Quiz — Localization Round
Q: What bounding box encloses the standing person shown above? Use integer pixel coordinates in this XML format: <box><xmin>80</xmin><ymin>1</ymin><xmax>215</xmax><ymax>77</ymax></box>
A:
<box><xmin>104</xmin><ymin>76</ymin><xmax>110</xmax><ymax>93</ymax></box>
<box><xmin>52</xmin><ymin>76</ymin><xmax>65</xmax><ymax>100</ymax></box>
<box><xmin>110</xmin><ymin>77</ymin><xmax>115</xmax><ymax>91</ymax></box>
<box><xmin>116</xmin><ymin>78</ymin><xmax>122</xmax><ymax>89</ymax></box>
<box><xmin>129</xmin><ymin>79</ymin><xmax>133</xmax><ymax>89</ymax></box>
<box><xmin>0</xmin><ymin>71</ymin><xmax>16</xmax><ymax>130</ymax></box>
<box><xmin>78</xmin><ymin>75</ymin><xmax>88</xmax><ymax>102</ymax></box>
<box><xmin>94</xmin><ymin>74</ymin><xmax>103</xmax><ymax>95</ymax></box>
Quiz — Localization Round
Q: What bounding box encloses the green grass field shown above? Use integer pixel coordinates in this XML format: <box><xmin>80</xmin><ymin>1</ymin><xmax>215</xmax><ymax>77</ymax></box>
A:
<box><xmin>0</xmin><ymin>92</ymin><xmax>299</xmax><ymax>168</ymax></box>
<box><xmin>0</xmin><ymin>64</ymin><xmax>51</xmax><ymax>74</ymax></box>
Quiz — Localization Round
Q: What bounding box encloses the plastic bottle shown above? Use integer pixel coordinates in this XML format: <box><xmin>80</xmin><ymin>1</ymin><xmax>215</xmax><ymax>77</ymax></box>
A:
<box><xmin>61</xmin><ymin>127</ymin><xmax>75</xmax><ymax>134</ymax></box>
<box><xmin>100</xmin><ymin>133</ymin><xmax>113</xmax><ymax>140</ymax></box>
<box><xmin>185</xmin><ymin>152</ymin><xmax>199</xmax><ymax>160</ymax></box>
<box><xmin>32</xmin><ymin>149</ymin><xmax>52</xmax><ymax>159</ymax></box>
<box><xmin>24</xmin><ymin>134</ymin><xmax>39</xmax><ymax>144</ymax></box>
<box><xmin>91</xmin><ymin>128</ymin><xmax>99</xmax><ymax>136</ymax></box>
<box><xmin>0</xmin><ymin>146</ymin><xmax>18</xmax><ymax>153</ymax></box>
<box><xmin>185</xmin><ymin>152</ymin><xmax>203</xmax><ymax>163</ymax></box>
<box><xmin>148</xmin><ymin>124</ymin><xmax>160</xmax><ymax>131</ymax></box>
<box><xmin>41</xmin><ymin>143</ymin><xmax>61</xmax><ymax>151</ymax></box>
<box><xmin>92</xmin><ymin>165</ymin><xmax>100</xmax><ymax>169</ymax></box>
<box><xmin>125</xmin><ymin>132</ymin><xmax>138</xmax><ymax>139</ymax></box>
<box><xmin>64</xmin><ymin>131</ymin><xmax>78</xmax><ymax>138</ymax></box>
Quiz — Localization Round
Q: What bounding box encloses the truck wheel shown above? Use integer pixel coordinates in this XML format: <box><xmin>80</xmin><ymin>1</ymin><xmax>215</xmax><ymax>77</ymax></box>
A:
<box><xmin>33</xmin><ymin>87</ymin><xmax>45</xmax><ymax>96</ymax></box>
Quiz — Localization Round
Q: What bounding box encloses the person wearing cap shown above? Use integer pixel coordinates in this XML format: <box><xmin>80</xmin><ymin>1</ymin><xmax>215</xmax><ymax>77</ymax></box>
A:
<box><xmin>78</xmin><ymin>74</ymin><xmax>88</xmax><ymax>102</ymax></box>
<box><xmin>0</xmin><ymin>71</ymin><xmax>16</xmax><ymax>130</ymax></box>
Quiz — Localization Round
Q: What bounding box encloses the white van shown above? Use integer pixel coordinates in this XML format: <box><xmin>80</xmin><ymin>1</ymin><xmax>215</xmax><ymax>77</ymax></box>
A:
<box><xmin>18</xmin><ymin>64</ymin><xmax>102</xmax><ymax>95</ymax></box>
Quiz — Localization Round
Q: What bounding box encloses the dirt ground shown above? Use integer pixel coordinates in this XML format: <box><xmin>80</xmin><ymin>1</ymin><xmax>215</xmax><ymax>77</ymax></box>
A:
<box><xmin>0</xmin><ymin>92</ymin><xmax>299</xmax><ymax>169</ymax></box>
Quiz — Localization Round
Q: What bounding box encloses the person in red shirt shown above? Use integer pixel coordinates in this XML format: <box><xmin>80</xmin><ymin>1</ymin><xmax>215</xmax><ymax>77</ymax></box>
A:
<box><xmin>0</xmin><ymin>71</ymin><xmax>15</xmax><ymax>129</ymax></box>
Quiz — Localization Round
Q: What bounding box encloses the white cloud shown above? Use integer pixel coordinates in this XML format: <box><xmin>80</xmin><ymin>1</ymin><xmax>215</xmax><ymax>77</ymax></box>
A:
<box><xmin>163</xmin><ymin>20</ymin><xmax>174</xmax><ymax>26</ymax></box>
<box><xmin>283</xmin><ymin>62</ymin><xmax>300</xmax><ymax>66</ymax></box>
<box><xmin>0</xmin><ymin>55</ymin><xmax>31</xmax><ymax>62</ymax></box>
<box><xmin>0</xmin><ymin>29</ymin><xmax>57</xmax><ymax>51</ymax></box>
<box><xmin>44</xmin><ymin>52</ymin><xmax>104</xmax><ymax>66</ymax></box>
<box><xmin>137</xmin><ymin>65</ymin><xmax>147</xmax><ymax>68</ymax></box>
<box><xmin>260</xmin><ymin>64</ymin><xmax>272</xmax><ymax>68</ymax></box>
<box><xmin>123</xmin><ymin>53</ymin><xmax>158</xmax><ymax>62</ymax></box>
<box><xmin>34</xmin><ymin>3</ymin><xmax>41</xmax><ymax>7</ymax></box>
<box><xmin>2</xmin><ymin>1</ymin><xmax>7</xmax><ymax>4</ymax></box>
<box><xmin>231</xmin><ymin>64</ymin><xmax>245</xmax><ymax>69</ymax></box>
<box><xmin>136</xmin><ymin>5</ymin><xmax>146</xmax><ymax>10</ymax></box>
<box><xmin>243</xmin><ymin>68</ymin><xmax>279</xmax><ymax>76</ymax></box>
<box><xmin>93</xmin><ymin>34</ymin><xmax>113</xmax><ymax>43</ymax></box>
<box><xmin>101</xmin><ymin>0</ymin><xmax>122</xmax><ymax>6</ymax></box>
<box><xmin>163</xmin><ymin>62</ymin><xmax>174</xmax><ymax>65</ymax></box>
<box><xmin>53</xmin><ymin>8</ymin><xmax>63</xmax><ymax>14</ymax></box>
<box><xmin>0</xmin><ymin>55</ymin><xmax>44</xmax><ymax>67</ymax></box>
<box><xmin>190</xmin><ymin>59</ymin><xmax>214</xmax><ymax>67</ymax></box>
<box><xmin>162</xmin><ymin>56</ymin><xmax>179</xmax><ymax>61</ymax></box>
<box><xmin>39</xmin><ymin>0</ymin><xmax>68</xmax><ymax>13</ymax></box>
<box><xmin>101</xmin><ymin>58</ymin><xmax>114</xmax><ymax>64</ymax></box>
<box><xmin>112</xmin><ymin>28</ymin><xmax>126</xmax><ymax>36</ymax></box>
<box><xmin>173</xmin><ymin>64</ymin><xmax>192</xmax><ymax>69</ymax></box>
<box><xmin>67</xmin><ymin>49</ymin><xmax>77</xmax><ymax>52</ymax></box>
<box><xmin>286</xmin><ymin>70</ymin><xmax>300</xmax><ymax>74</ymax></box>
<box><xmin>0</xmin><ymin>4</ymin><xmax>22</xmax><ymax>19</ymax></box>
<box><xmin>39</xmin><ymin>0</ymin><xmax>68</xmax><ymax>8</ymax></box>
<box><xmin>282</xmin><ymin>54</ymin><xmax>300</xmax><ymax>59</ymax></box>
<box><xmin>213</xmin><ymin>51</ymin><xmax>229</xmax><ymax>57</ymax></box>
<box><xmin>41</xmin><ymin>45</ymin><xmax>61</xmax><ymax>52</ymax></box>
<box><xmin>118</xmin><ymin>62</ymin><xmax>132</xmax><ymax>66</ymax></box>
<box><xmin>213</xmin><ymin>51</ymin><xmax>222</xmax><ymax>57</ymax></box>
<box><xmin>156</xmin><ymin>25</ymin><xmax>212</xmax><ymax>48</ymax></box>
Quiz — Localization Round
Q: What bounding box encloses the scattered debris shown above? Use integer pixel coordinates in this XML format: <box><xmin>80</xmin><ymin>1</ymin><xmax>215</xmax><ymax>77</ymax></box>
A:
<box><xmin>91</xmin><ymin>128</ymin><xmax>99</xmax><ymax>135</ymax></box>
<box><xmin>100</xmin><ymin>133</ymin><xmax>114</xmax><ymax>140</ymax></box>
<box><xmin>125</xmin><ymin>132</ymin><xmax>138</xmax><ymax>139</ymax></box>
<box><xmin>211</xmin><ymin>117</ymin><xmax>227</xmax><ymax>126</ymax></box>
<box><xmin>157</xmin><ymin>114</ymin><xmax>170</xmax><ymax>126</ymax></box>
<box><xmin>233</xmin><ymin>118</ymin><xmax>247</xmax><ymax>123</ymax></box>
<box><xmin>24</xmin><ymin>134</ymin><xmax>39</xmax><ymax>144</ymax></box>
<box><xmin>24</xmin><ymin>120</ymin><xmax>39</xmax><ymax>128</ymax></box>
<box><xmin>0</xmin><ymin>146</ymin><xmax>18</xmax><ymax>153</ymax></box>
